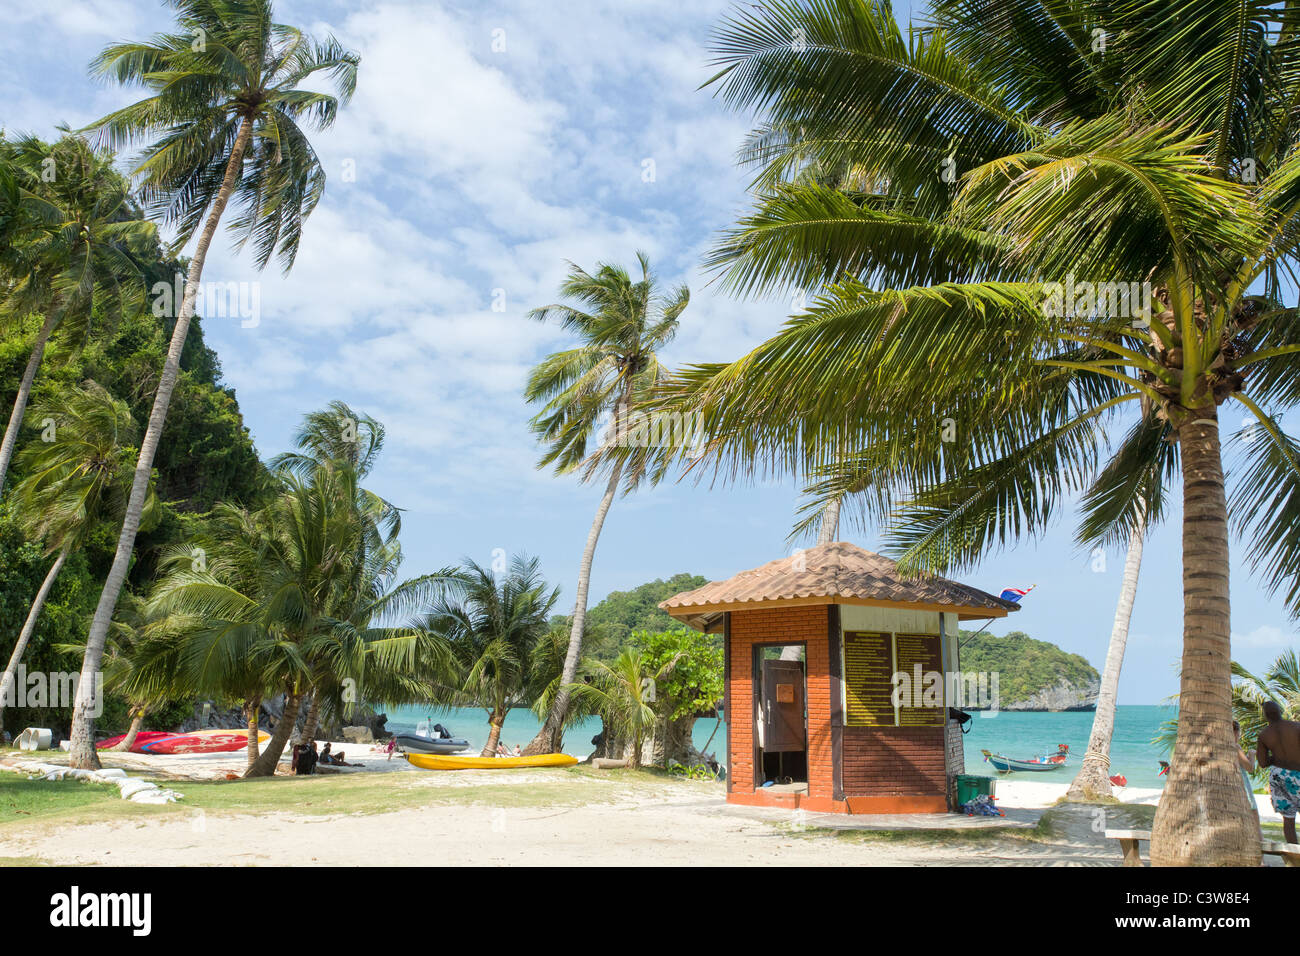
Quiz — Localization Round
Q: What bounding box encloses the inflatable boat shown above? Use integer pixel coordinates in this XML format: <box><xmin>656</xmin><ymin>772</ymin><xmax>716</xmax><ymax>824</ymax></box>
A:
<box><xmin>393</xmin><ymin>719</ymin><xmax>469</xmax><ymax>755</ymax></box>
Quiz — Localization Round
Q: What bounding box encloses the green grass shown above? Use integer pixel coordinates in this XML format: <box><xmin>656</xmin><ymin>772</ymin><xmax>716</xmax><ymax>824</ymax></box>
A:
<box><xmin>0</xmin><ymin>776</ymin><xmax>123</xmax><ymax>824</ymax></box>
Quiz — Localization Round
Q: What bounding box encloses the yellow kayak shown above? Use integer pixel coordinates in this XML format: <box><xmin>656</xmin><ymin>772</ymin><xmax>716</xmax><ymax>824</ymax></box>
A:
<box><xmin>405</xmin><ymin>752</ymin><xmax>579</xmax><ymax>771</ymax></box>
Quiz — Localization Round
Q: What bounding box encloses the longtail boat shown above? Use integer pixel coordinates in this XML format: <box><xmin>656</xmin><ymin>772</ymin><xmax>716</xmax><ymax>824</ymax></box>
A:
<box><xmin>981</xmin><ymin>744</ymin><xmax>1070</xmax><ymax>774</ymax></box>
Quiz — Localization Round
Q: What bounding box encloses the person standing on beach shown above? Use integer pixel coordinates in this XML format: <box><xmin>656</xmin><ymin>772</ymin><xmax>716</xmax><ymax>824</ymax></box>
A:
<box><xmin>1256</xmin><ymin>700</ymin><xmax>1300</xmax><ymax>845</ymax></box>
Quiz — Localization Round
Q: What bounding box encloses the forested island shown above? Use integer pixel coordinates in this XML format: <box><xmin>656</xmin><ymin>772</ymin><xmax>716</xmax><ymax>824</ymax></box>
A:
<box><xmin>957</xmin><ymin>630</ymin><xmax>1100</xmax><ymax>711</ymax></box>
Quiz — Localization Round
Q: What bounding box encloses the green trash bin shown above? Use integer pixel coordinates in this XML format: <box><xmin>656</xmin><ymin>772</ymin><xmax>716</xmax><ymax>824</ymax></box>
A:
<box><xmin>956</xmin><ymin>774</ymin><xmax>995</xmax><ymax>806</ymax></box>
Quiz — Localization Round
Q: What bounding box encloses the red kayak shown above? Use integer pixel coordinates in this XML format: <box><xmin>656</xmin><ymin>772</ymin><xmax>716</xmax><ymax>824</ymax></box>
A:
<box><xmin>140</xmin><ymin>729</ymin><xmax>266</xmax><ymax>754</ymax></box>
<box><xmin>95</xmin><ymin>731</ymin><xmax>174</xmax><ymax>753</ymax></box>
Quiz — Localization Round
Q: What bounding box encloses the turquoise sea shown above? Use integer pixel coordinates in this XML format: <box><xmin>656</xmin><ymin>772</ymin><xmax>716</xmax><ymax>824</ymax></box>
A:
<box><xmin>386</xmin><ymin>703</ymin><xmax>1176</xmax><ymax>789</ymax></box>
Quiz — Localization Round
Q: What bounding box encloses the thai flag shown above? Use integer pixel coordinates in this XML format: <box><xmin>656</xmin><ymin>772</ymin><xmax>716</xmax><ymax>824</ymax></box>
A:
<box><xmin>999</xmin><ymin>585</ymin><xmax>1034</xmax><ymax>603</ymax></box>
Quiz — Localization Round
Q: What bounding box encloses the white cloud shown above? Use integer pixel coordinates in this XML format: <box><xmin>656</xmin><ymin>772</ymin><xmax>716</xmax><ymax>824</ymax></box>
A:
<box><xmin>1232</xmin><ymin>625</ymin><xmax>1293</xmax><ymax>650</ymax></box>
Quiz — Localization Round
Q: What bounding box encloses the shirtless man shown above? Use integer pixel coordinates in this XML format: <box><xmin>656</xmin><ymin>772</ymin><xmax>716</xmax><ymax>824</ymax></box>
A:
<box><xmin>1256</xmin><ymin>700</ymin><xmax>1300</xmax><ymax>845</ymax></box>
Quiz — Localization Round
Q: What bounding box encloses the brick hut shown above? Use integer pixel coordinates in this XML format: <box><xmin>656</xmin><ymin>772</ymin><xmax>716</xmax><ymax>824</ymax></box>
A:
<box><xmin>660</xmin><ymin>542</ymin><xmax>1019</xmax><ymax>814</ymax></box>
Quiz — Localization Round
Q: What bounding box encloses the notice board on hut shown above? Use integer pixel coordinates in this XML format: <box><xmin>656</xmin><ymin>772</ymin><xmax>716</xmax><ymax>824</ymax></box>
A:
<box><xmin>843</xmin><ymin>630</ymin><xmax>945</xmax><ymax>727</ymax></box>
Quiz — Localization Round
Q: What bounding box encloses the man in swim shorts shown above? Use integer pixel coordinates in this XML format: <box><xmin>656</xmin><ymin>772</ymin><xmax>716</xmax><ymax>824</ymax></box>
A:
<box><xmin>1257</xmin><ymin>699</ymin><xmax>1300</xmax><ymax>845</ymax></box>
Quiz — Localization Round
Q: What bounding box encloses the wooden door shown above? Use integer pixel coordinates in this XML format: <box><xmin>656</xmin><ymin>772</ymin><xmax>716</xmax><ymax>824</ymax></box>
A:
<box><xmin>761</xmin><ymin>658</ymin><xmax>806</xmax><ymax>753</ymax></box>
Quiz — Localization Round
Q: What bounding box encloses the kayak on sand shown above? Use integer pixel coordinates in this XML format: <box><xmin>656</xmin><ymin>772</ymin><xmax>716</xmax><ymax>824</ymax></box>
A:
<box><xmin>404</xmin><ymin>752</ymin><xmax>578</xmax><ymax>771</ymax></box>
<box><xmin>141</xmin><ymin>729</ymin><xmax>271</xmax><ymax>754</ymax></box>
<box><xmin>95</xmin><ymin>731</ymin><xmax>175</xmax><ymax>753</ymax></box>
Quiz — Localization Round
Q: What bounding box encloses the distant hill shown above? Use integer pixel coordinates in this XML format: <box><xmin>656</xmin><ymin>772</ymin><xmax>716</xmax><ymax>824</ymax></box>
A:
<box><xmin>958</xmin><ymin>630</ymin><xmax>1100</xmax><ymax>711</ymax></box>
<box><xmin>558</xmin><ymin>573</ymin><xmax>708</xmax><ymax>659</ymax></box>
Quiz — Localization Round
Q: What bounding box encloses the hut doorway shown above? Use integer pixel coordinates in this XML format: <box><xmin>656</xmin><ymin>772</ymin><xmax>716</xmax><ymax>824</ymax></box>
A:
<box><xmin>754</xmin><ymin>644</ymin><xmax>808</xmax><ymax>790</ymax></box>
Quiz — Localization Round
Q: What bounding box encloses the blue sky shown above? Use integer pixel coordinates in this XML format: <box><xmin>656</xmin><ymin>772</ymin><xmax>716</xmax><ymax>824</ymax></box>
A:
<box><xmin>1</xmin><ymin>0</ymin><xmax>1295</xmax><ymax>703</ymax></box>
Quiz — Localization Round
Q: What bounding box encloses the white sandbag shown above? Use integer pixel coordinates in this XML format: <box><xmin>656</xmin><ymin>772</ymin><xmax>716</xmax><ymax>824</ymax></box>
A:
<box><xmin>7</xmin><ymin>760</ymin><xmax>183</xmax><ymax>803</ymax></box>
<box><xmin>129</xmin><ymin>788</ymin><xmax>182</xmax><ymax>804</ymax></box>
<box><xmin>115</xmin><ymin>778</ymin><xmax>158</xmax><ymax>799</ymax></box>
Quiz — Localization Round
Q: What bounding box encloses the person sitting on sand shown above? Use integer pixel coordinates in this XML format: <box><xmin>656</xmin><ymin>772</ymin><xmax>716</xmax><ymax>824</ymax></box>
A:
<box><xmin>496</xmin><ymin>743</ymin><xmax>510</xmax><ymax>757</ymax></box>
<box><xmin>1257</xmin><ymin>699</ymin><xmax>1300</xmax><ymax>845</ymax></box>
<box><xmin>296</xmin><ymin>740</ymin><xmax>318</xmax><ymax>775</ymax></box>
<box><xmin>512</xmin><ymin>744</ymin><xmax>522</xmax><ymax>757</ymax></box>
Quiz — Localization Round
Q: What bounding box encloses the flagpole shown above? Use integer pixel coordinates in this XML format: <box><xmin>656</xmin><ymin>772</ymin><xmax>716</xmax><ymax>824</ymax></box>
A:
<box><xmin>959</xmin><ymin>584</ymin><xmax>1035</xmax><ymax>648</ymax></box>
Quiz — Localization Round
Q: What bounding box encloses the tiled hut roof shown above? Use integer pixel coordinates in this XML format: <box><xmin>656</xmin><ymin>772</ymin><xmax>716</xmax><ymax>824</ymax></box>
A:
<box><xmin>659</xmin><ymin>541</ymin><xmax>1020</xmax><ymax>632</ymax></box>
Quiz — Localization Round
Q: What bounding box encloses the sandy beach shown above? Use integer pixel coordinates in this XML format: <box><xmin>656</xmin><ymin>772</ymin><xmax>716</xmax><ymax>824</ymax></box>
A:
<box><xmin>1</xmin><ymin>745</ymin><xmax>1286</xmax><ymax>866</ymax></box>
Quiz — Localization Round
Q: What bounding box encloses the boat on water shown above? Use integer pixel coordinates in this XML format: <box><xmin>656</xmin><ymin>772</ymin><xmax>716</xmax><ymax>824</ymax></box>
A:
<box><xmin>981</xmin><ymin>744</ymin><xmax>1070</xmax><ymax>774</ymax></box>
<box><xmin>405</xmin><ymin>752</ymin><xmax>579</xmax><ymax>771</ymax></box>
<box><xmin>392</xmin><ymin>718</ymin><xmax>470</xmax><ymax>755</ymax></box>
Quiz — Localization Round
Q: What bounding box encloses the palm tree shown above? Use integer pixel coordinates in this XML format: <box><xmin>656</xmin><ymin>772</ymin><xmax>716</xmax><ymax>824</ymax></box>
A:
<box><xmin>565</xmin><ymin>649</ymin><xmax>676</xmax><ymax>770</ymax></box>
<box><xmin>424</xmin><ymin>556</ymin><xmax>560</xmax><ymax>756</ymax></box>
<box><xmin>0</xmin><ymin>382</ymin><xmax>155</xmax><ymax>733</ymax></box>
<box><xmin>663</xmin><ymin>0</ymin><xmax>1300</xmax><ymax>864</ymax></box>
<box><xmin>1067</xmin><ymin>508</ymin><xmax>1146</xmax><ymax>800</ymax></box>
<box><xmin>269</xmin><ymin>401</ymin><xmax>403</xmax><ymax>742</ymax></box>
<box><xmin>0</xmin><ymin>134</ymin><xmax>155</xmax><ymax>492</ymax></box>
<box><xmin>521</xmin><ymin>253</ymin><xmax>689</xmax><ymax>755</ymax></box>
<box><xmin>150</xmin><ymin>466</ymin><xmax>444</xmax><ymax>776</ymax></box>
<box><xmin>67</xmin><ymin>0</ymin><xmax>359</xmax><ymax>769</ymax></box>
<box><xmin>147</xmin><ymin>502</ymin><xmax>280</xmax><ymax>769</ymax></box>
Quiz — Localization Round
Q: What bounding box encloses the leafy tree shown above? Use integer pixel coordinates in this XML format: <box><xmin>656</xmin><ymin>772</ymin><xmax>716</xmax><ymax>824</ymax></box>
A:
<box><xmin>632</xmin><ymin>628</ymin><xmax>724</xmax><ymax>767</ymax></box>
<box><xmin>0</xmin><ymin>381</ymin><xmax>156</xmax><ymax>733</ymax></box>
<box><xmin>68</xmin><ymin>0</ymin><xmax>359</xmax><ymax>769</ymax></box>
<box><xmin>523</xmin><ymin>253</ymin><xmax>689</xmax><ymax>754</ymax></box>
<box><xmin>631</xmin><ymin>629</ymin><xmax>723</xmax><ymax>723</ymax></box>
<box><xmin>0</xmin><ymin>134</ymin><xmax>155</xmax><ymax>492</ymax></box>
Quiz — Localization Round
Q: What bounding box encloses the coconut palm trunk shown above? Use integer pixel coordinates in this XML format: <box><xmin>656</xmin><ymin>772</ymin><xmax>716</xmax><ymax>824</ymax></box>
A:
<box><xmin>816</xmin><ymin>497</ymin><xmax>841</xmax><ymax>546</ymax></box>
<box><xmin>523</xmin><ymin>457</ymin><xmax>624</xmax><ymax>755</ymax></box>
<box><xmin>112</xmin><ymin>704</ymin><xmax>146</xmax><ymax>752</ymax></box>
<box><xmin>0</xmin><ymin>311</ymin><xmax>59</xmax><ymax>493</ymax></box>
<box><xmin>245</xmin><ymin>689</ymin><xmax>301</xmax><ymax>778</ymax></box>
<box><xmin>244</xmin><ymin>695</ymin><xmax>261</xmax><ymax>769</ymax></box>
<box><xmin>0</xmin><ymin>545</ymin><xmax>69</xmax><ymax>733</ymax></box>
<box><xmin>1067</xmin><ymin>510</ymin><xmax>1145</xmax><ymax>801</ymax></box>
<box><xmin>67</xmin><ymin>116</ymin><xmax>254</xmax><ymax>770</ymax></box>
<box><xmin>482</xmin><ymin>708</ymin><xmax>506</xmax><ymax>757</ymax></box>
<box><xmin>1150</xmin><ymin>409</ymin><xmax>1260</xmax><ymax>865</ymax></box>
<box><xmin>300</xmin><ymin>693</ymin><xmax>320</xmax><ymax>744</ymax></box>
